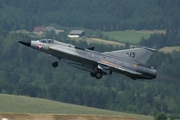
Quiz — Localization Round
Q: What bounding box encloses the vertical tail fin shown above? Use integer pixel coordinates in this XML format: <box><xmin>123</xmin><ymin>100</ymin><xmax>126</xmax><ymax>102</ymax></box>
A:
<box><xmin>103</xmin><ymin>47</ymin><xmax>156</xmax><ymax>64</ymax></box>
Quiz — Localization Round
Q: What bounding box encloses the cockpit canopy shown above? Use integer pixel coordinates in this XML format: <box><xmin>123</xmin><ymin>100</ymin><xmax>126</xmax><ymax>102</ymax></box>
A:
<box><xmin>39</xmin><ymin>39</ymin><xmax>54</xmax><ymax>43</ymax></box>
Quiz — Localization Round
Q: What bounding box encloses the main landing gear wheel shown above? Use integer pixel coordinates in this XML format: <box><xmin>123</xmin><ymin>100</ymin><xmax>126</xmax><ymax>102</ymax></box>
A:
<box><xmin>95</xmin><ymin>71</ymin><xmax>103</xmax><ymax>79</ymax></box>
<box><xmin>52</xmin><ymin>62</ymin><xmax>58</xmax><ymax>68</ymax></box>
<box><xmin>90</xmin><ymin>69</ymin><xmax>103</xmax><ymax>79</ymax></box>
<box><xmin>90</xmin><ymin>73</ymin><xmax>96</xmax><ymax>77</ymax></box>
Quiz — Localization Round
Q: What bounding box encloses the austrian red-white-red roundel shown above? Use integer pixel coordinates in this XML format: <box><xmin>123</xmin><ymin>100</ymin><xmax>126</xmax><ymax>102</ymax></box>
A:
<box><xmin>38</xmin><ymin>44</ymin><xmax>43</xmax><ymax>49</ymax></box>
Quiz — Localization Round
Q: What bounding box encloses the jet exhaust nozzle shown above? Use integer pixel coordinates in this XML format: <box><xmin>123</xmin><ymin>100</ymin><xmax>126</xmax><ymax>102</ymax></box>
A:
<box><xmin>18</xmin><ymin>40</ymin><xmax>31</xmax><ymax>47</ymax></box>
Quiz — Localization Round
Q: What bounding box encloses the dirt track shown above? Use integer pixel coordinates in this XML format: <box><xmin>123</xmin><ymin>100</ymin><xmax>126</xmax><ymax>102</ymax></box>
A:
<box><xmin>0</xmin><ymin>113</ymin><xmax>139</xmax><ymax>120</ymax></box>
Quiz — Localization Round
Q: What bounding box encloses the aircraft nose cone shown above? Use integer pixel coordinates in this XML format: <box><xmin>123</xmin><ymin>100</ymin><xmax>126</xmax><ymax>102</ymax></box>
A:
<box><xmin>18</xmin><ymin>40</ymin><xmax>31</xmax><ymax>47</ymax></box>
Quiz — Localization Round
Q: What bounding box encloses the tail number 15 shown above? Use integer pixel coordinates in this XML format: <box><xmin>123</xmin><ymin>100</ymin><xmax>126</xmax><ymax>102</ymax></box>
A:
<box><xmin>126</xmin><ymin>52</ymin><xmax>136</xmax><ymax>58</ymax></box>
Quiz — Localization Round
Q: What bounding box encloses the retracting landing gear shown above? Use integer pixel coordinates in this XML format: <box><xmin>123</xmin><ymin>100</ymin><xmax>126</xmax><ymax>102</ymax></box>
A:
<box><xmin>52</xmin><ymin>62</ymin><xmax>58</xmax><ymax>68</ymax></box>
<box><xmin>90</xmin><ymin>69</ymin><xmax>103</xmax><ymax>79</ymax></box>
<box><xmin>90</xmin><ymin>73</ymin><xmax>96</xmax><ymax>77</ymax></box>
<box><xmin>52</xmin><ymin>58</ymin><xmax>60</xmax><ymax>68</ymax></box>
<box><xmin>95</xmin><ymin>69</ymin><xmax>103</xmax><ymax>79</ymax></box>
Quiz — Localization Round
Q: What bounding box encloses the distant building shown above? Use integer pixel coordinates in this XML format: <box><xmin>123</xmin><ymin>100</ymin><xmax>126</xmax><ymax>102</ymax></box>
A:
<box><xmin>33</xmin><ymin>27</ymin><xmax>46</xmax><ymax>32</ymax></box>
<box><xmin>46</xmin><ymin>26</ymin><xmax>64</xmax><ymax>34</ymax></box>
<box><xmin>33</xmin><ymin>27</ymin><xmax>46</xmax><ymax>35</ymax></box>
<box><xmin>46</xmin><ymin>26</ymin><xmax>57</xmax><ymax>31</ymax></box>
<box><xmin>33</xmin><ymin>26</ymin><xmax>64</xmax><ymax>35</ymax></box>
<box><xmin>68</xmin><ymin>30</ymin><xmax>85</xmax><ymax>38</ymax></box>
<box><xmin>55</xmin><ymin>30</ymin><xmax>64</xmax><ymax>34</ymax></box>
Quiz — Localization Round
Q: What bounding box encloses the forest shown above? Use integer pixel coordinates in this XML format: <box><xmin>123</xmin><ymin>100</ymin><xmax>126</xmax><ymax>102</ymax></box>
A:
<box><xmin>140</xmin><ymin>29</ymin><xmax>180</xmax><ymax>48</ymax></box>
<box><xmin>0</xmin><ymin>0</ymin><xmax>180</xmax><ymax>31</ymax></box>
<box><xmin>0</xmin><ymin>0</ymin><xmax>180</xmax><ymax>118</ymax></box>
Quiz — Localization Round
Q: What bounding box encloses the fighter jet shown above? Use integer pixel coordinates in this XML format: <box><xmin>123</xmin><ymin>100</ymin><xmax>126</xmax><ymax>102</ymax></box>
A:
<box><xmin>18</xmin><ymin>39</ymin><xmax>157</xmax><ymax>80</ymax></box>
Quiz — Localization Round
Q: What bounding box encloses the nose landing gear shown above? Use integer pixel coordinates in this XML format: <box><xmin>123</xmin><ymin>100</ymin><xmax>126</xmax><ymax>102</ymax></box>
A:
<box><xmin>52</xmin><ymin>58</ymin><xmax>60</xmax><ymax>68</ymax></box>
<box><xmin>52</xmin><ymin>62</ymin><xmax>58</xmax><ymax>68</ymax></box>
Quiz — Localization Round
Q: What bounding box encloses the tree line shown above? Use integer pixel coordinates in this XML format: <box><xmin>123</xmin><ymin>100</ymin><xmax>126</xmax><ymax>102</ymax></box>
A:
<box><xmin>1</xmin><ymin>0</ymin><xmax>180</xmax><ymax>31</ymax></box>
<box><xmin>140</xmin><ymin>29</ymin><xmax>180</xmax><ymax>48</ymax></box>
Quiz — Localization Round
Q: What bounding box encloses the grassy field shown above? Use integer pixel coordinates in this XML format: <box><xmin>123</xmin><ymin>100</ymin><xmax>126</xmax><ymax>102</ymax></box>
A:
<box><xmin>71</xmin><ymin>37</ymin><xmax>125</xmax><ymax>47</ymax></box>
<box><xmin>103</xmin><ymin>30</ymin><xmax>165</xmax><ymax>44</ymax></box>
<box><xmin>158</xmin><ymin>46</ymin><xmax>180</xmax><ymax>53</ymax></box>
<box><xmin>0</xmin><ymin>113</ymin><xmax>138</xmax><ymax>120</ymax></box>
<box><xmin>0</xmin><ymin>94</ymin><xmax>153</xmax><ymax>120</ymax></box>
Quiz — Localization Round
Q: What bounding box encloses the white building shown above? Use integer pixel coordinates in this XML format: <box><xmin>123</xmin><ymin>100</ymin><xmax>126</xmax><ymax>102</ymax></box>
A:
<box><xmin>68</xmin><ymin>30</ymin><xmax>85</xmax><ymax>38</ymax></box>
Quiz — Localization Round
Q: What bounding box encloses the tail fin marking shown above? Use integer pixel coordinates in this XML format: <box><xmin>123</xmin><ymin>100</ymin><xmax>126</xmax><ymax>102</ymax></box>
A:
<box><xmin>103</xmin><ymin>47</ymin><xmax>156</xmax><ymax>64</ymax></box>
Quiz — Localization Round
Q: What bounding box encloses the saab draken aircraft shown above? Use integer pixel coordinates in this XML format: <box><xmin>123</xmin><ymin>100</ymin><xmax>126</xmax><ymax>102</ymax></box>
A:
<box><xmin>18</xmin><ymin>39</ymin><xmax>157</xmax><ymax>80</ymax></box>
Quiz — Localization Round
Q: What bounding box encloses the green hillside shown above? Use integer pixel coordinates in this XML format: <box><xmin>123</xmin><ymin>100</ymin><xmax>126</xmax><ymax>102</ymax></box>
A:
<box><xmin>0</xmin><ymin>94</ymin><xmax>153</xmax><ymax>120</ymax></box>
<box><xmin>103</xmin><ymin>30</ymin><xmax>165</xmax><ymax>44</ymax></box>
